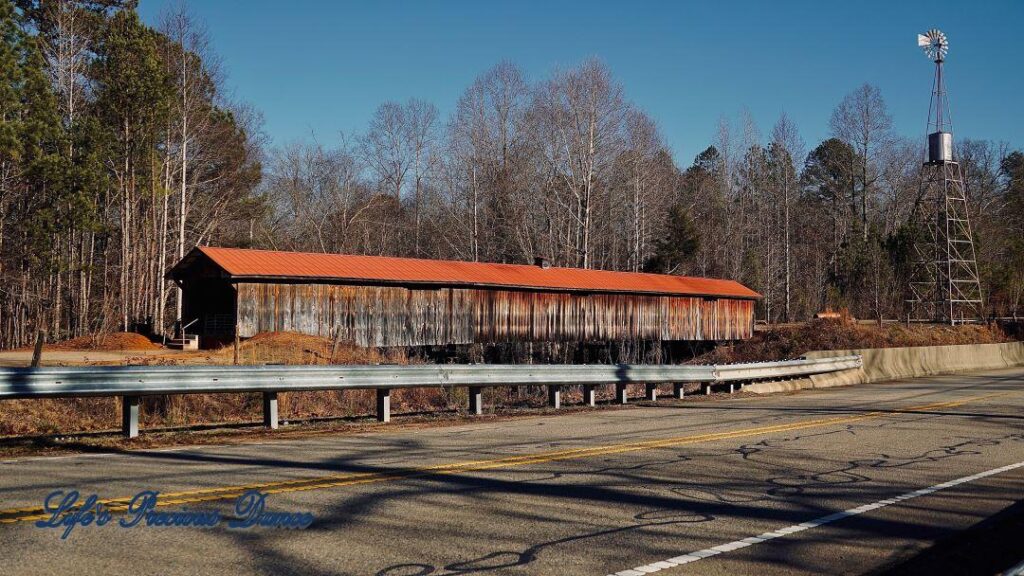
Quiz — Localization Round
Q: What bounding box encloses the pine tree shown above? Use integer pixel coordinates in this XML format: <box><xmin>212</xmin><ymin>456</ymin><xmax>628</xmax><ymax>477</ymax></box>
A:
<box><xmin>0</xmin><ymin>0</ymin><xmax>24</xmax><ymax>320</ymax></box>
<box><xmin>19</xmin><ymin>32</ymin><xmax>70</xmax><ymax>267</ymax></box>
<box><xmin>0</xmin><ymin>0</ymin><xmax>21</xmax><ymax>164</ymax></box>
<box><xmin>644</xmin><ymin>204</ymin><xmax>700</xmax><ymax>274</ymax></box>
<box><xmin>93</xmin><ymin>7</ymin><xmax>171</xmax><ymax>330</ymax></box>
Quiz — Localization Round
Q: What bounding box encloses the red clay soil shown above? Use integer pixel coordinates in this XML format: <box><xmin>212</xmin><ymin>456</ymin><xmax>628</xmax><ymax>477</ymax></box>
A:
<box><xmin>47</xmin><ymin>332</ymin><xmax>160</xmax><ymax>351</ymax></box>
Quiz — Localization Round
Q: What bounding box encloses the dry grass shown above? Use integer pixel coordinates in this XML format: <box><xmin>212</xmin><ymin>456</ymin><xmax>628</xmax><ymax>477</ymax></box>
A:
<box><xmin>230</xmin><ymin>331</ymin><xmax>402</xmax><ymax>366</ymax></box>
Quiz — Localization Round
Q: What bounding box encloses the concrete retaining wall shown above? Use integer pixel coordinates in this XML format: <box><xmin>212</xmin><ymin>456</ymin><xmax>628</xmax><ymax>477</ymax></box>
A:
<box><xmin>746</xmin><ymin>341</ymin><xmax>1024</xmax><ymax>394</ymax></box>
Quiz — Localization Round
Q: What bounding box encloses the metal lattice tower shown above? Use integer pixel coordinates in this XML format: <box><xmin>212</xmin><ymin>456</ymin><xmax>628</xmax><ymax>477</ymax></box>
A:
<box><xmin>907</xmin><ymin>29</ymin><xmax>984</xmax><ymax>324</ymax></box>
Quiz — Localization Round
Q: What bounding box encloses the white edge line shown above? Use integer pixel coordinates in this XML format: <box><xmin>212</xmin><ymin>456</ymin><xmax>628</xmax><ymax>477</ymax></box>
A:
<box><xmin>609</xmin><ymin>460</ymin><xmax>1024</xmax><ymax>576</ymax></box>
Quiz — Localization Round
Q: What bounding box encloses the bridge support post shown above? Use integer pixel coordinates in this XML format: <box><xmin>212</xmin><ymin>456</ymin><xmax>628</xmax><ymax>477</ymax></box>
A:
<box><xmin>583</xmin><ymin>385</ymin><xmax>596</xmax><ymax>407</ymax></box>
<box><xmin>468</xmin><ymin>386</ymin><xmax>483</xmax><ymax>415</ymax></box>
<box><xmin>645</xmin><ymin>383</ymin><xmax>658</xmax><ymax>401</ymax></box>
<box><xmin>615</xmin><ymin>383</ymin><xmax>628</xmax><ymax>404</ymax></box>
<box><xmin>263</xmin><ymin>391</ymin><xmax>278</xmax><ymax>429</ymax></box>
<box><xmin>121</xmin><ymin>395</ymin><xmax>139</xmax><ymax>439</ymax></box>
<box><xmin>376</xmin><ymin>388</ymin><xmax>391</xmax><ymax>422</ymax></box>
<box><xmin>548</xmin><ymin>385</ymin><xmax>561</xmax><ymax>409</ymax></box>
<box><xmin>673</xmin><ymin>383</ymin><xmax>685</xmax><ymax>399</ymax></box>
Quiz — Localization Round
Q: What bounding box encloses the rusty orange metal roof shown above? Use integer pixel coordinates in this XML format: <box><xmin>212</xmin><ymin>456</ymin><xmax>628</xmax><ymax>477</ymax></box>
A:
<box><xmin>177</xmin><ymin>246</ymin><xmax>761</xmax><ymax>299</ymax></box>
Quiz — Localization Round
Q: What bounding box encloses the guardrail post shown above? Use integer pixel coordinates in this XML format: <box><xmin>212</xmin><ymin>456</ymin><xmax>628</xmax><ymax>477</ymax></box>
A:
<box><xmin>703</xmin><ymin>383</ymin><xmax>712</xmax><ymax>395</ymax></box>
<box><xmin>645</xmin><ymin>383</ymin><xmax>658</xmax><ymax>401</ymax></box>
<box><xmin>548</xmin><ymin>385</ymin><xmax>561</xmax><ymax>409</ymax></box>
<box><xmin>728</xmin><ymin>383</ymin><xmax>736</xmax><ymax>394</ymax></box>
<box><xmin>262</xmin><ymin>391</ymin><xmax>278</xmax><ymax>429</ymax></box>
<box><xmin>376</xmin><ymin>389</ymin><xmax>391</xmax><ymax>422</ymax></box>
<box><xmin>583</xmin><ymin>384</ymin><xmax>596</xmax><ymax>407</ymax></box>
<box><xmin>673</xmin><ymin>383</ymin><xmax>685</xmax><ymax>399</ymax></box>
<box><xmin>468</xmin><ymin>386</ymin><xmax>483</xmax><ymax>415</ymax></box>
<box><xmin>615</xmin><ymin>383</ymin><xmax>628</xmax><ymax>404</ymax></box>
<box><xmin>121</xmin><ymin>395</ymin><xmax>139</xmax><ymax>438</ymax></box>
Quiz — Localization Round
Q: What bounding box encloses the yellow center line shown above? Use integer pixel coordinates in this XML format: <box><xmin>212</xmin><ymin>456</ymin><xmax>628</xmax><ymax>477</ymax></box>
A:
<box><xmin>0</xmin><ymin>390</ymin><xmax>1009</xmax><ymax>525</ymax></box>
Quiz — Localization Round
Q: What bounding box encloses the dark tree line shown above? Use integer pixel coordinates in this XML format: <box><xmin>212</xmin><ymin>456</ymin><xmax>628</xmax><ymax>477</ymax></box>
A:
<box><xmin>2</xmin><ymin>2</ymin><xmax>1022</xmax><ymax>349</ymax></box>
<box><xmin>1</xmin><ymin>0</ymin><xmax>259</xmax><ymax>348</ymax></box>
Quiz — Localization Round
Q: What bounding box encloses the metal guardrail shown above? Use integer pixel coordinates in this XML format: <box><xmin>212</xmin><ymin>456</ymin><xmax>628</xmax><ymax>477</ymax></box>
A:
<box><xmin>0</xmin><ymin>355</ymin><xmax>861</xmax><ymax>438</ymax></box>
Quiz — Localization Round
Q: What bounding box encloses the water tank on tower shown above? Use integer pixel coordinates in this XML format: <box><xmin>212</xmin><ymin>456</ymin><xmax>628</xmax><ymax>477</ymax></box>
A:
<box><xmin>928</xmin><ymin>131</ymin><xmax>953</xmax><ymax>164</ymax></box>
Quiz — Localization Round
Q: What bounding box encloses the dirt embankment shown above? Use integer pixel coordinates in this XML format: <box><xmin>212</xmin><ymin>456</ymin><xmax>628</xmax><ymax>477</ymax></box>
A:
<box><xmin>698</xmin><ymin>320</ymin><xmax>1013</xmax><ymax>364</ymax></box>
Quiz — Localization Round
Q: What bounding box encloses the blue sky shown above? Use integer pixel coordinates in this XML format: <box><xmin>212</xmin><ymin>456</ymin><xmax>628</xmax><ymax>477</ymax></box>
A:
<box><xmin>138</xmin><ymin>0</ymin><xmax>1023</xmax><ymax>165</ymax></box>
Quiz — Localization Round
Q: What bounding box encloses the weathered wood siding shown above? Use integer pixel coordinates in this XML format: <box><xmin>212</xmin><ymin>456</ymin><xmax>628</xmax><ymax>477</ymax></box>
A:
<box><xmin>235</xmin><ymin>282</ymin><xmax>754</xmax><ymax>346</ymax></box>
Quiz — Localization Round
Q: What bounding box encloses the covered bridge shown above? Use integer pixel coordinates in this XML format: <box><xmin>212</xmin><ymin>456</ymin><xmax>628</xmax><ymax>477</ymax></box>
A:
<box><xmin>167</xmin><ymin>246</ymin><xmax>760</xmax><ymax>347</ymax></box>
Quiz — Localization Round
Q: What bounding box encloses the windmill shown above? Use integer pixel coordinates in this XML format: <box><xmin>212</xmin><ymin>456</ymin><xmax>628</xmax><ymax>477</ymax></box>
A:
<box><xmin>906</xmin><ymin>29</ymin><xmax>984</xmax><ymax>324</ymax></box>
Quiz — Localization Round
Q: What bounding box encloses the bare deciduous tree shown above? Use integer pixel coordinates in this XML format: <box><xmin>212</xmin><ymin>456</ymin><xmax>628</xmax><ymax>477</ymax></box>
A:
<box><xmin>534</xmin><ymin>59</ymin><xmax>626</xmax><ymax>268</ymax></box>
<box><xmin>830</xmin><ymin>83</ymin><xmax>893</xmax><ymax>240</ymax></box>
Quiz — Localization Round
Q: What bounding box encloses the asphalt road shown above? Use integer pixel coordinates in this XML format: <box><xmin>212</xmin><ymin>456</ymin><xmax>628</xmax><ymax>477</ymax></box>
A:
<box><xmin>1</xmin><ymin>368</ymin><xmax>1022</xmax><ymax>575</ymax></box>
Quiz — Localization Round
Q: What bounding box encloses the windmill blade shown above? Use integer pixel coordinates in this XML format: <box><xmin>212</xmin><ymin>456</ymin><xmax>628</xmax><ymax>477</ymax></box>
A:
<box><xmin>918</xmin><ymin>29</ymin><xmax>949</xmax><ymax>60</ymax></box>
